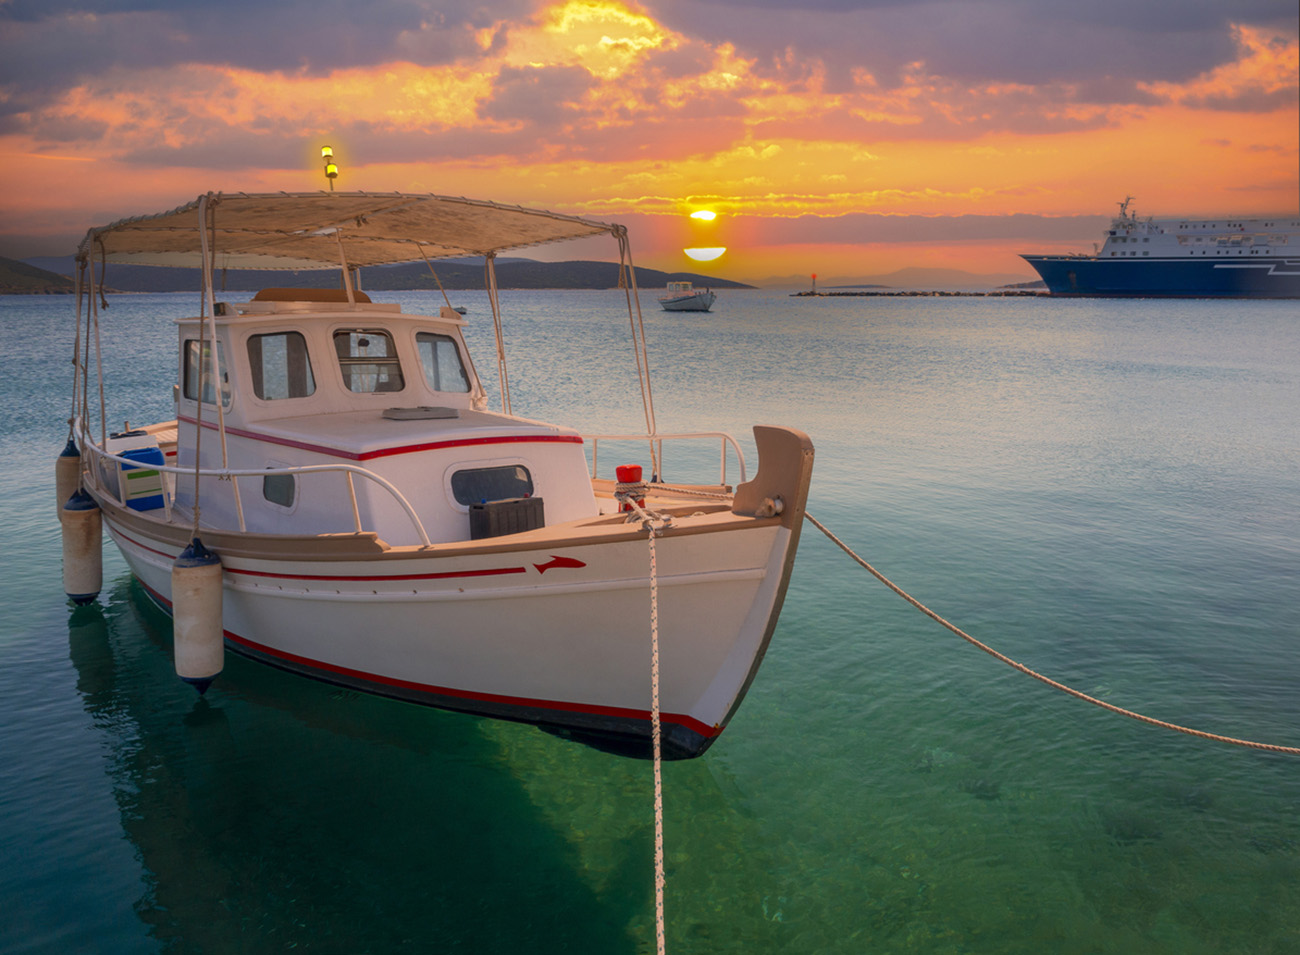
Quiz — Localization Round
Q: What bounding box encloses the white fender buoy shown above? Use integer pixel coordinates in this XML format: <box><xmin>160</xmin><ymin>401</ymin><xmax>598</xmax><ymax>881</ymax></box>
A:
<box><xmin>172</xmin><ymin>538</ymin><xmax>224</xmax><ymax>694</ymax></box>
<box><xmin>61</xmin><ymin>490</ymin><xmax>102</xmax><ymax>605</ymax></box>
<box><xmin>56</xmin><ymin>439</ymin><xmax>81</xmax><ymax>524</ymax></box>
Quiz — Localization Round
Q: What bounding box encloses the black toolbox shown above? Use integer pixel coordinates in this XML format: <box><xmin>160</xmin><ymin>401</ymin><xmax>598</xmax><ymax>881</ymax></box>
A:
<box><xmin>469</xmin><ymin>496</ymin><xmax>545</xmax><ymax>540</ymax></box>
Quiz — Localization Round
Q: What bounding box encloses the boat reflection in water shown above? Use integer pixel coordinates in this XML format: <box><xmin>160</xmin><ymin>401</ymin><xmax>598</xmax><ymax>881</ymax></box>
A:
<box><xmin>66</xmin><ymin>580</ymin><xmax>644</xmax><ymax>951</ymax></box>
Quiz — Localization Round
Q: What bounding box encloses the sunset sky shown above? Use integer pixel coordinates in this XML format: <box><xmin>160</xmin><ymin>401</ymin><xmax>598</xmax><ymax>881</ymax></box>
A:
<box><xmin>2</xmin><ymin>0</ymin><xmax>1296</xmax><ymax>283</ymax></box>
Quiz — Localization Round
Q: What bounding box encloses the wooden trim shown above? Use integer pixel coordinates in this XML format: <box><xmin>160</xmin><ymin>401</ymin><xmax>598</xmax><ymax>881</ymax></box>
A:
<box><xmin>732</xmin><ymin>425</ymin><xmax>815</xmax><ymax>530</ymax></box>
<box><xmin>95</xmin><ymin>486</ymin><xmax>779</xmax><ymax>564</ymax></box>
<box><xmin>252</xmin><ymin>287</ymin><xmax>373</xmax><ymax>303</ymax></box>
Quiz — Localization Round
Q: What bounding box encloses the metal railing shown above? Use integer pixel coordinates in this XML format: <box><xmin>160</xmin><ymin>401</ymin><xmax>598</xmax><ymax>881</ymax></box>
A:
<box><xmin>583</xmin><ymin>431</ymin><xmax>746</xmax><ymax>487</ymax></box>
<box><xmin>78</xmin><ymin>431</ymin><xmax>433</xmax><ymax>546</ymax></box>
<box><xmin>76</xmin><ymin>426</ymin><xmax>748</xmax><ymax>545</ymax></box>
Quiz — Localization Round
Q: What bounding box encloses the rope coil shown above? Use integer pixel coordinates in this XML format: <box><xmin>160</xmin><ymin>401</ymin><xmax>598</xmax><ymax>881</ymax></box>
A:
<box><xmin>806</xmin><ymin>512</ymin><xmax>1300</xmax><ymax>756</ymax></box>
<box><xmin>614</xmin><ymin>480</ymin><xmax>648</xmax><ymax>501</ymax></box>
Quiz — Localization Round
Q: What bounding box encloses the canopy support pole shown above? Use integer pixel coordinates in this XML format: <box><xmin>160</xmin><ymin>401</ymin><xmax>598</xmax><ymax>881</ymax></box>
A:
<box><xmin>486</xmin><ymin>253</ymin><xmax>511</xmax><ymax>416</ymax></box>
<box><xmin>616</xmin><ymin>227</ymin><xmax>660</xmax><ymax>480</ymax></box>
<box><xmin>196</xmin><ymin>194</ymin><xmax>243</xmax><ymax>531</ymax></box>
<box><xmin>337</xmin><ymin>231</ymin><xmax>357</xmax><ymax>305</ymax></box>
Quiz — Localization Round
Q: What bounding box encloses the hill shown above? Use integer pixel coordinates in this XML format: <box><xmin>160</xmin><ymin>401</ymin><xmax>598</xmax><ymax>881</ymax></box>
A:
<box><xmin>18</xmin><ymin>256</ymin><xmax>752</xmax><ymax>293</ymax></box>
<box><xmin>0</xmin><ymin>256</ymin><xmax>74</xmax><ymax>293</ymax></box>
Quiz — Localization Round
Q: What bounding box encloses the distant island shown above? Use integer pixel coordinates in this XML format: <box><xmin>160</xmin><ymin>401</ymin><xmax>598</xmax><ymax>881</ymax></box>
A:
<box><xmin>5</xmin><ymin>255</ymin><xmax>753</xmax><ymax>294</ymax></box>
<box><xmin>0</xmin><ymin>256</ymin><xmax>74</xmax><ymax>294</ymax></box>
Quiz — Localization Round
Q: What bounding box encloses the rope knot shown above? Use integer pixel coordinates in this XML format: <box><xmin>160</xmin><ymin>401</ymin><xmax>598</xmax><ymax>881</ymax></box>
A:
<box><xmin>614</xmin><ymin>480</ymin><xmax>648</xmax><ymax>499</ymax></box>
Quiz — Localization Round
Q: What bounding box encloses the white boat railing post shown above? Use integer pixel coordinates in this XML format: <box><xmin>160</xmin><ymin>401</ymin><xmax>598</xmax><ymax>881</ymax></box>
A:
<box><xmin>346</xmin><ymin>472</ymin><xmax>362</xmax><ymax>534</ymax></box>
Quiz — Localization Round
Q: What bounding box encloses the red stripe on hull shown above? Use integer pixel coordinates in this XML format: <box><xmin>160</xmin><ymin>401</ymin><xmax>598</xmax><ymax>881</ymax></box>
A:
<box><xmin>134</xmin><ymin>580</ymin><xmax>720</xmax><ymax>743</ymax></box>
<box><xmin>226</xmin><ymin>565</ymin><xmax>529</xmax><ymax>583</ymax></box>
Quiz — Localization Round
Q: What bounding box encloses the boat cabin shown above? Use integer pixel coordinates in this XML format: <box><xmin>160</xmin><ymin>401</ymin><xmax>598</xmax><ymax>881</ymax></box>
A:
<box><xmin>168</xmin><ymin>289</ymin><xmax>597</xmax><ymax>546</ymax></box>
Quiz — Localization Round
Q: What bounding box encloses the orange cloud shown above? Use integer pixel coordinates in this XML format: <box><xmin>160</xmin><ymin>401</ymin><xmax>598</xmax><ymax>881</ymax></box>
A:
<box><xmin>2</xmin><ymin>1</ymin><xmax>1295</xmax><ymax>274</ymax></box>
<box><xmin>1140</xmin><ymin>24</ymin><xmax>1299</xmax><ymax>110</ymax></box>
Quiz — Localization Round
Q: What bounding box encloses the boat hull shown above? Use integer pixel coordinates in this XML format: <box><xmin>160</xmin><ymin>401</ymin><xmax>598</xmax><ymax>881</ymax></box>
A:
<box><xmin>659</xmin><ymin>290</ymin><xmax>716</xmax><ymax>311</ymax></box>
<box><xmin>94</xmin><ymin>428</ymin><xmax>814</xmax><ymax>759</ymax></box>
<box><xmin>1022</xmin><ymin>254</ymin><xmax>1300</xmax><ymax>298</ymax></box>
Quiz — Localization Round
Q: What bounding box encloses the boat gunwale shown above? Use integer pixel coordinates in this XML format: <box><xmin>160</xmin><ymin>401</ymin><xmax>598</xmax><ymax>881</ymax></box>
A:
<box><xmin>91</xmin><ymin>482</ymin><xmax>783</xmax><ymax>564</ymax></box>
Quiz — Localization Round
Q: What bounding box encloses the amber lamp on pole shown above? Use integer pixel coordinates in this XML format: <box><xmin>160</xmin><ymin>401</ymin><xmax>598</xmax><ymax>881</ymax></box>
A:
<box><xmin>322</xmin><ymin>145</ymin><xmax>339</xmax><ymax>190</ymax></box>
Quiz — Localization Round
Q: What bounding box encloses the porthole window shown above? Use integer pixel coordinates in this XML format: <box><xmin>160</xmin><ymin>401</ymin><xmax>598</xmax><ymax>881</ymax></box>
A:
<box><xmin>263</xmin><ymin>472</ymin><xmax>295</xmax><ymax>508</ymax></box>
<box><xmin>450</xmin><ymin>465</ymin><xmax>533</xmax><ymax>506</ymax></box>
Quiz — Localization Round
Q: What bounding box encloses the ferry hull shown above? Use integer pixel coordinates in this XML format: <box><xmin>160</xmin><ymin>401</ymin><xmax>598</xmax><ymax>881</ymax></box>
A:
<box><xmin>1022</xmin><ymin>255</ymin><xmax>1300</xmax><ymax>298</ymax></box>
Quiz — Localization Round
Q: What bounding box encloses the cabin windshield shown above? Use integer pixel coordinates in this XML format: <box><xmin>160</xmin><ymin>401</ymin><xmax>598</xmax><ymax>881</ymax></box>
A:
<box><xmin>334</xmin><ymin>329</ymin><xmax>404</xmax><ymax>393</ymax></box>
<box><xmin>183</xmin><ymin>339</ymin><xmax>231</xmax><ymax>408</ymax></box>
<box><xmin>248</xmin><ymin>331</ymin><xmax>315</xmax><ymax>400</ymax></box>
<box><xmin>416</xmin><ymin>332</ymin><xmax>471</xmax><ymax>393</ymax></box>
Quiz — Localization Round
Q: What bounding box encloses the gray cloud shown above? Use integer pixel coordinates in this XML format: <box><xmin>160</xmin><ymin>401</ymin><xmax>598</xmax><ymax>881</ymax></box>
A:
<box><xmin>480</xmin><ymin>65</ymin><xmax>595</xmax><ymax>125</ymax></box>
<box><xmin>651</xmin><ymin>0</ymin><xmax>1297</xmax><ymax>92</ymax></box>
<box><xmin>0</xmin><ymin>0</ymin><xmax>531</xmax><ymax>116</ymax></box>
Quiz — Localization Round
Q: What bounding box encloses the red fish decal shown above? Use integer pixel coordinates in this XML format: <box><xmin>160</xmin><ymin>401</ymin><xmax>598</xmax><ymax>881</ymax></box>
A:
<box><xmin>534</xmin><ymin>555</ymin><xmax>587</xmax><ymax>574</ymax></box>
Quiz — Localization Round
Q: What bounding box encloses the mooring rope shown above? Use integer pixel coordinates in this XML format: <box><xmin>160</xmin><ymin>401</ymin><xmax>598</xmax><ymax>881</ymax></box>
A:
<box><xmin>646</xmin><ymin>519</ymin><xmax>668</xmax><ymax>955</ymax></box>
<box><xmin>644</xmin><ymin>482</ymin><xmax>733</xmax><ymax>502</ymax></box>
<box><xmin>805</xmin><ymin>512</ymin><xmax>1300</xmax><ymax>756</ymax></box>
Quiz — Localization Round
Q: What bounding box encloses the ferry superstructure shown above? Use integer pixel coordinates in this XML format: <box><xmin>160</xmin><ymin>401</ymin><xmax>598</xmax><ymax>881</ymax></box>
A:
<box><xmin>1021</xmin><ymin>198</ymin><xmax>1300</xmax><ymax>298</ymax></box>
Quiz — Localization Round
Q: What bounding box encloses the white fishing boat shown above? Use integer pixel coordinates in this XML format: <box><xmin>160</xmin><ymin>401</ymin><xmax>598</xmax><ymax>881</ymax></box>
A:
<box><xmin>658</xmin><ymin>281</ymin><xmax>716</xmax><ymax>312</ymax></box>
<box><xmin>57</xmin><ymin>191</ymin><xmax>813</xmax><ymax>759</ymax></box>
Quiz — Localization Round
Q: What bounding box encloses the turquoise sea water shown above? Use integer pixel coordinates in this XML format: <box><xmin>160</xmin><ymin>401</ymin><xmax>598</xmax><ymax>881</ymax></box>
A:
<box><xmin>2</xmin><ymin>289</ymin><xmax>1298</xmax><ymax>953</ymax></box>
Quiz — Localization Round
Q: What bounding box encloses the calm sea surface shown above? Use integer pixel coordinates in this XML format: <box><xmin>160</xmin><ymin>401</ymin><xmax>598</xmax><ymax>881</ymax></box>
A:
<box><xmin>2</xmin><ymin>289</ymin><xmax>1298</xmax><ymax>953</ymax></box>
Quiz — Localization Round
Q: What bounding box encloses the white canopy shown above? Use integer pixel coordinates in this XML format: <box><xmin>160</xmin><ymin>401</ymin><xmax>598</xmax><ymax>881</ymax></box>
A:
<box><xmin>77</xmin><ymin>191</ymin><xmax>622</xmax><ymax>270</ymax></box>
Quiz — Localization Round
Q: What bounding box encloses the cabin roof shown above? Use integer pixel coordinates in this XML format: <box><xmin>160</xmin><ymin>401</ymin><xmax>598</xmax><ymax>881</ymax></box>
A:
<box><xmin>246</xmin><ymin>408</ymin><xmax>578</xmax><ymax>459</ymax></box>
<box><xmin>77</xmin><ymin>191</ymin><xmax>620</xmax><ymax>270</ymax></box>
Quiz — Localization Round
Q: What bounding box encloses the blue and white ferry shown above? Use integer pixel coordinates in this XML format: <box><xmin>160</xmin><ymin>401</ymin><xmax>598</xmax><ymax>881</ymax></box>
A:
<box><xmin>1022</xmin><ymin>198</ymin><xmax>1300</xmax><ymax>298</ymax></box>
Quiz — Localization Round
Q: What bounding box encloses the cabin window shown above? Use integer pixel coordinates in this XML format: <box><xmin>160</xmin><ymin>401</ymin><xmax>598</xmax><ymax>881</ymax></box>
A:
<box><xmin>248</xmin><ymin>331</ymin><xmax>315</xmax><ymax>400</ymax></box>
<box><xmin>334</xmin><ymin>329</ymin><xmax>404</xmax><ymax>393</ymax></box>
<box><xmin>416</xmin><ymin>332</ymin><xmax>471</xmax><ymax>393</ymax></box>
<box><xmin>263</xmin><ymin>472</ymin><xmax>296</xmax><ymax>508</ymax></box>
<box><xmin>183</xmin><ymin>339</ymin><xmax>231</xmax><ymax>407</ymax></box>
<box><xmin>450</xmin><ymin>465</ymin><xmax>534</xmax><ymax>506</ymax></box>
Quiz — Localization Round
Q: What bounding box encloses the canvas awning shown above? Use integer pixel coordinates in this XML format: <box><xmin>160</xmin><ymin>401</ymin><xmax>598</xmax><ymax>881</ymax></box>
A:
<box><xmin>77</xmin><ymin>191</ymin><xmax>621</xmax><ymax>270</ymax></box>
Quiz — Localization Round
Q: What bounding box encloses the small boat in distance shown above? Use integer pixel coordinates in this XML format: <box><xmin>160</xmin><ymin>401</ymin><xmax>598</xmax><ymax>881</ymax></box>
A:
<box><xmin>1021</xmin><ymin>197</ymin><xmax>1300</xmax><ymax>298</ymax></box>
<box><xmin>57</xmin><ymin>191</ymin><xmax>813</xmax><ymax>759</ymax></box>
<box><xmin>659</xmin><ymin>281</ymin><xmax>716</xmax><ymax>312</ymax></box>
